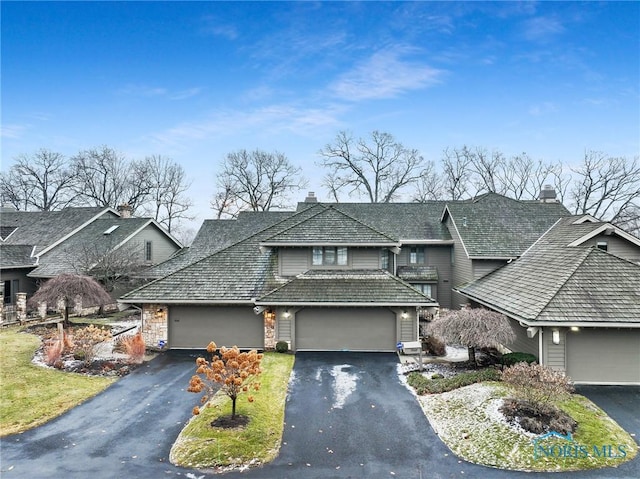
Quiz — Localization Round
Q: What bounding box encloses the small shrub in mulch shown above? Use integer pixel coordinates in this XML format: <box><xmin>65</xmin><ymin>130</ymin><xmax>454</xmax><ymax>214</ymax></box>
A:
<box><xmin>407</xmin><ymin>367</ymin><xmax>501</xmax><ymax>395</ymax></box>
<box><xmin>500</xmin><ymin>398</ymin><xmax>577</xmax><ymax>435</ymax></box>
<box><xmin>275</xmin><ymin>341</ymin><xmax>289</xmax><ymax>353</ymax></box>
<box><xmin>211</xmin><ymin>414</ymin><xmax>250</xmax><ymax>429</ymax></box>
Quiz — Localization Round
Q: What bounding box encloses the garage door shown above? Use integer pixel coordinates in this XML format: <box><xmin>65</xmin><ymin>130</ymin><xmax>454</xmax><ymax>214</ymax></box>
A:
<box><xmin>168</xmin><ymin>305</ymin><xmax>263</xmax><ymax>349</ymax></box>
<box><xmin>295</xmin><ymin>307</ymin><xmax>396</xmax><ymax>352</ymax></box>
<box><xmin>566</xmin><ymin>328</ymin><xmax>640</xmax><ymax>384</ymax></box>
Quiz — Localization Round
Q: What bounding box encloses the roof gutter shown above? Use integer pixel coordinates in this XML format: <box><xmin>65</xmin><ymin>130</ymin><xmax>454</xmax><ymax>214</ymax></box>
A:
<box><xmin>253</xmin><ymin>301</ymin><xmax>438</xmax><ymax>307</ymax></box>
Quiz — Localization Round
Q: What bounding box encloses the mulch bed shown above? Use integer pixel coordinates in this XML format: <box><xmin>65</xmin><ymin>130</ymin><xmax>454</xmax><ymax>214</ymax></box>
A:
<box><xmin>211</xmin><ymin>414</ymin><xmax>250</xmax><ymax>429</ymax></box>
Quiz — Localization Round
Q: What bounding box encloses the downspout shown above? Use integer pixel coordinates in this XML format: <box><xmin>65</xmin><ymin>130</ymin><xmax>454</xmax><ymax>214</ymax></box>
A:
<box><xmin>538</xmin><ymin>328</ymin><xmax>544</xmax><ymax>365</ymax></box>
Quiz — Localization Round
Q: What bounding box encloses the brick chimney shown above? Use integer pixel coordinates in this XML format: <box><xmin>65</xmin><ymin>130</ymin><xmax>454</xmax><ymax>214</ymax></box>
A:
<box><xmin>538</xmin><ymin>185</ymin><xmax>557</xmax><ymax>203</ymax></box>
<box><xmin>304</xmin><ymin>192</ymin><xmax>318</xmax><ymax>203</ymax></box>
<box><xmin>117</xmin><ymin>203</ymin><xmax>133</xmax><ymax>218</ymax></box>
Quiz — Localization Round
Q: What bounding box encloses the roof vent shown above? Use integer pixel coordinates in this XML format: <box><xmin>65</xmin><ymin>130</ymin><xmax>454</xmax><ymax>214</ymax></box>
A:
<box><xmin>538</xmin><ymin>185</ymin><xmax>557</xmax><ymax>202</ymax></box>
<box><xmin>304</xmin><ymin>191</ymin><xmax>318</xmax><ymax>203</ymax></box>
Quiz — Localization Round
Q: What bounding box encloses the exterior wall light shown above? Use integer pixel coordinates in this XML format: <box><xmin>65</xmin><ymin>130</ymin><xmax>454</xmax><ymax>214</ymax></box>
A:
<box><xmin>401</xmin><ymin>311</ymin><xmax>408</xmax><ymax>319</ymax></box>
<box><xmin>570</xmin><ymin>326</ymin><xmax>580</xmax><ymax>332</ymax></box>
<box><xmin>552</xmin><ymin>329</ymin><xmax>560</xmax><ymax>345</ymax></box>
<box><xmin>283</xmin><ymin>310</ymin><xmax>291</xmax><ymax>319</ymax></box>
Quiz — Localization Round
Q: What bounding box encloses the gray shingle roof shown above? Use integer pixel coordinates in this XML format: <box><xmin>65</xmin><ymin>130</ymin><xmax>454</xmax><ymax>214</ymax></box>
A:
<box><xmin>397</xmin><ymin>266</ymin><xmax>438</xmax><ymax>282</ymax></box>
<box><xmin>0</xmin><ymin>245</ymin><xmax>37</xmax><ymax>268</ymax></box>
<box><xmin>302</xmin><ymin>202</ymin><xmax>451</xmax><ymax>240</ymax></box>
<box><xmin>28</xmin><ymin>218</ymin><xmax>159</xmax><ymax>278</ymax></box>
<box><xmin>139</xmin><ymin>211</ymin><xmax>292</xmax><ymax>279</ymax></box>
<box><xmin>458</xmin><ymin>246</ymin><xmax>640</xmax><ymax>324</ymax></box>
<box><xmin>1</xmin><ymin>207</ymin><xmax>115</xmax><ymax>254</ymax></box>
<box><xmin>443</xmin><ymin>193</ymin><xmax>569</xmax><ymax>258</ymax></box>
<box><xmin>262</xmin><ymin>205</ymin><xmax>399</xmax><ymax>245</ymax></box>
<box><xmin>256</xmin><ymin>269</ymin><xmax>436</xmax><ymax>305</ymax></box>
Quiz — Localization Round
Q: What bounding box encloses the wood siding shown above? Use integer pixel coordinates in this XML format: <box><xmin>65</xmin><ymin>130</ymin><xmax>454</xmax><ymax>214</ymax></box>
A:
<box><xmin>543</xmin><ymin>328</ymin><xmax>566</xmax><ymax>372</ymax></box>
<box><xmin>428</xmin><ymin>246</ymin><xmax>453</xmax><ymax>309</ymax></box>
<box><xmin>472</xmin><ymin>259</ymin><xmax>507</xmax><ymax>280</ymax></box>
<box><xmin>505</xmin><ymin>319</ymin><xmax>539</xmax><ymax>358</ymax></box>
<box><xmin>583</xmin><ymin>234</ymin><xmax>640</xmax><ymax>263</ymax></box>
<box><xmin>277</xmin><ymin>317</ymin><xmax>292</xmax><ymax>342</ymax></box>
<box><xmin>135</xmin><ymin>226</ymin><xmax>180</xmax><ymax>264</ymax></box>
<box><xmin>279</xmin><ymin>247</ymin><xmax>385</xmax><ymax>276</ymax></box>
<box><xmin>447</xmin><ymin>217</ymin><xmax>473</xmax><ymax>309</ymax></box>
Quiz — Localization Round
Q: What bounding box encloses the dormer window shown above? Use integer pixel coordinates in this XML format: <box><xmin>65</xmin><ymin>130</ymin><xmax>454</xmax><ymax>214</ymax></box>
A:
<box><xmin>312</xmin><ymin>246</ymin><xmax>348</xmax><ymax>266</ymax></box>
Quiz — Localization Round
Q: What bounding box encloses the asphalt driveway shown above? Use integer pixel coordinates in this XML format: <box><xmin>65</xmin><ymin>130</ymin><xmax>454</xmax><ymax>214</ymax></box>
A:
<box><xmin>1</xmin><ymin>351</ymin><xmax>638</xmax><ymax>479</ymax></box>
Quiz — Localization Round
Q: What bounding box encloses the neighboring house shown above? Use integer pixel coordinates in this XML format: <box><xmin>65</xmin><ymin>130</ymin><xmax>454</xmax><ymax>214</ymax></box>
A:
<box><xmin>0</xmin><ymin>205</ymin><xmax>182</xmax><ymax>309</ymax></box>
<box><xmin>458</xmin><ymin>215</ymin><xmax>640</xmax><ymax>385</ymax></box>
<box><xmin>120</xmin><ymin>191</ymin><xmax>569</xmax><ymax>354</ymax></box>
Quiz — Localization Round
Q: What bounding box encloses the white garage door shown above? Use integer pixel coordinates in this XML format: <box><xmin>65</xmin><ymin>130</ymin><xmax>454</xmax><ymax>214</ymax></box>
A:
<box><xmin>566</xmin><ymin>328</ymin><xmax>640</xmax><ymax>384</ymax></box>
<box><xmin>168</xmin><ymin>305</ymin><xmax>264</xmax><ymax>349</ymax></box>
<box><xmin>295</xmin><ymin>307</ymin><xmax>396</xmax><ymax>352</ymax></box>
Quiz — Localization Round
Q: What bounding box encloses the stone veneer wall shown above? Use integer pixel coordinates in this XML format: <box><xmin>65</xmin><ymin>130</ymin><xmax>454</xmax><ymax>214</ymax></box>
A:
<box><xmin>264</xmin><ymin>319</ymin><xmax>276</xmax><ymax>350</ymax></box>
<box><xmin>142</xmin><ymin>304</ymin><xmax>168</xmax><ymax>350</ymax></box>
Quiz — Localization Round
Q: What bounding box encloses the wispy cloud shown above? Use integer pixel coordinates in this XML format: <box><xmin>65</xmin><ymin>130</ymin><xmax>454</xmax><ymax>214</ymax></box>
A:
<box><xmin>1</xmin><ymin>124</ymin><xmax>29</xmax><ymax>139</ymax></box>
<box><xmin>144</xmin><ymin>103</ymin><xmax>347</xmax><ymax>152</ymax></box>
<box><xmin>117</xmin><ymin>85</ymin><xmax>202</xmax><ymax>100</ymax></box>
<box><xmin>522</xmin><ymin>16</ymin><xmax>565</xmax><ymax>42</ymax></box>
<box><xmin>199</xmin><ymin>15</ymin><xmax>238</xmax><ymax>40</ymax></box>
<box><xmin>329</xmin><ymin>47</ymin><xmax>445</xmax><ymax>101</ymax></box>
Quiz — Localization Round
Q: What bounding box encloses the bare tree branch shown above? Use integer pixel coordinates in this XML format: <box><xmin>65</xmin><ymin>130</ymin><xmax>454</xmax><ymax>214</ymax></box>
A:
<box><xmin>319</xmin><ymin>130</ymin><xmax>425</xmax><ymax>202</ymax></box>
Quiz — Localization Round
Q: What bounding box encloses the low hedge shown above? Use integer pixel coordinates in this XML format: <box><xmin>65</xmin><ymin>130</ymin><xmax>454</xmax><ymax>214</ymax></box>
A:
<box><xmin>407</xmin><ymin>367</ymin><xmax>501</xmax><ymax>395</ymax></box>
<box><xmin>500</xmin><ymin>352</ymin><xmax>537</xmax><ymax>366</ymax></box>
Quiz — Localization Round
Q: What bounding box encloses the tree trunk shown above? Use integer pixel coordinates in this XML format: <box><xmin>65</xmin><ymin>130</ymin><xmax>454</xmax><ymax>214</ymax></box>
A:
<box><xmin>468</xmin><ymin>346</ymin><xmax>477</xmax><ymax>367</ymax></box>
<box><xmin>63</xmin><ymin>305</ymin><xmax>72</xmax><ymax>327</ymax></box>
<box><xmin>231</xmin><ymin>397</ymin><xmax>237</xmax><ymax>420</ymax></box>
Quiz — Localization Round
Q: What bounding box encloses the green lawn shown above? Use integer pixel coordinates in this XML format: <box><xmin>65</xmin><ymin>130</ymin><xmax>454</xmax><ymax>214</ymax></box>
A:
<box><xmin>170</xmin><ymin>352</ymin><xmax>295</xmax><ymax>470</ymax></box>
<box><xmin>0</xmin><ymin>327</ymin><xmax>115</xmax><ymax>436</ymax></box>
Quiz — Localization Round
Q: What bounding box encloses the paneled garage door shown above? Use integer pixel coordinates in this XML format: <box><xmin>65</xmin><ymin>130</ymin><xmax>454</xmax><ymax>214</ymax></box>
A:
<box><xmin>566</xmin><ymin>328</ymin><xmax>640</xmax><ymax>384</ymax></box>
<box><xmin>168</xmin><ymin>305</ymin><xmax>264</xmax><ymax>349</ymax></box>
<box><xmin>295</xmin><ymin>307</ymin><xmax>396</xmax><ymax>352</ymax></box>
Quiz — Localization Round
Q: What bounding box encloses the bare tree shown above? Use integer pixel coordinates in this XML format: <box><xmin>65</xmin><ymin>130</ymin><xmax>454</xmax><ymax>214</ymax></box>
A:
<box><xmin>28</xmin><ymin>273</ymin><xmax>112</xmax><ymax>325</ymax></box>
<box><xmin>319</xmin><ymin>130</ymin><xmax>425</xmax><ymax>202</ymax></box>
<box><xmin>71</xmin><ymin>146</ymin><xmax>152</xmax><ymax>212</ymax></box>
<box><xmin>427</xmin><ymin>307</ymin><xmax>515</xmax><ymax>366</ymax></box>
<box><xmin>440</xmin><ymin>146</ymin><xmax>474</xmax><ymax>200</ymax></box>
<box><xmin>141</xmin><ymin>155</ymin><xmax>194</xmax><ymax>233</ymax></box>
<box><xmin>66</xmin><ymin>240</ymin><xmax>148</xmax><ymax>292</ymax></box>
<box><xmin>211</xmin><ymin>149</ymin><xmax>306</xmax><ymax>217</ymax></box>
<box><xmin>412</xmin><ymin>160</ymin><xmax>444</xmax><ymax>202</ymax></box>
<box><xmin>569</xmin><ymin>151</ymin><xmax>640</xmax><ymax>227</ymax></box>
<box><xmin>0</xmin><ymin>149</ymin><xmax>76</xmax><ymax>210</ymax></box>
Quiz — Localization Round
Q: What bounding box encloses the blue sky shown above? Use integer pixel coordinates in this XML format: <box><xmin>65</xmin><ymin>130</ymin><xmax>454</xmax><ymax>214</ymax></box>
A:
<box><xmin>2</xmin><ymin>1</ymin><xmax>639</xmax><ymax>231</ymax></box>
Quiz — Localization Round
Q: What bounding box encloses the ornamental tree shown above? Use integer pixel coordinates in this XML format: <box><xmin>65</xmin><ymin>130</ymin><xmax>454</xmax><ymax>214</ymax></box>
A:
<box><xmin>427</xmin><ymin>307</ymin><xmax>515</xmax><ymax>366</ymax></box>
<box><xmin>187</xmin><ymin>341</ymin><xmax>263</xmax><ymax>420</ymax></box>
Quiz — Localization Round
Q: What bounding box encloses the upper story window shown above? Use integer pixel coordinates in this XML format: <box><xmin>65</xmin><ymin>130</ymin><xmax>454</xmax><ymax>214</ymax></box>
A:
<box><xmin>312</xmin><ymin>246</ymin><xmax>348</xmax><ymax>266</ymax></box>
<box><xmin>381</xmin><ymin>249</ymin><xmax>389</xmax><ymax>270</ymax></box>
<box><xmin>145</xmin><ymin>241</ymin><xmax>153</xmax><ymax>262</ymax></box>
<box><xmin>409</xmin><ymin>246</ymin><xmax>425</xmax><ymax>264</ymax></box>
<box><xmin>596</xmin><ymin>241</ymin><xmax>608</xmax><ymax>252</ymax></box>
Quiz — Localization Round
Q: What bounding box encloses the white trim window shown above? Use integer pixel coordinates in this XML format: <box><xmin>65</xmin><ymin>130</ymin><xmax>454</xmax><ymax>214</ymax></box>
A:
<box><xmin>312</xmin><ymin>246</ymin><xmax>348</xmax><ymax>266</ymax></box>
<box><xmin>413</xmin><ymin>283</ymin><xmax>432</xmax><ymax>298</ymax></box>
<box><xmin>409</xmin><ymin>246</ymin><xmax>425</xmax><ymax>264</ymax></box>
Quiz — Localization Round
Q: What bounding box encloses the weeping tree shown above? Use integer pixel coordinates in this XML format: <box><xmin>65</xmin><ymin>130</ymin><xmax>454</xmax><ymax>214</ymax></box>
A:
<box><xmin>28</xmin><ymin>273</ymin><xmax>113</xmax><ymax>325</ymax></box>
<box><xmin>427</xmin><ymin>307</ymin><xmax>515</xmax><ymax>366</ymax></box>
